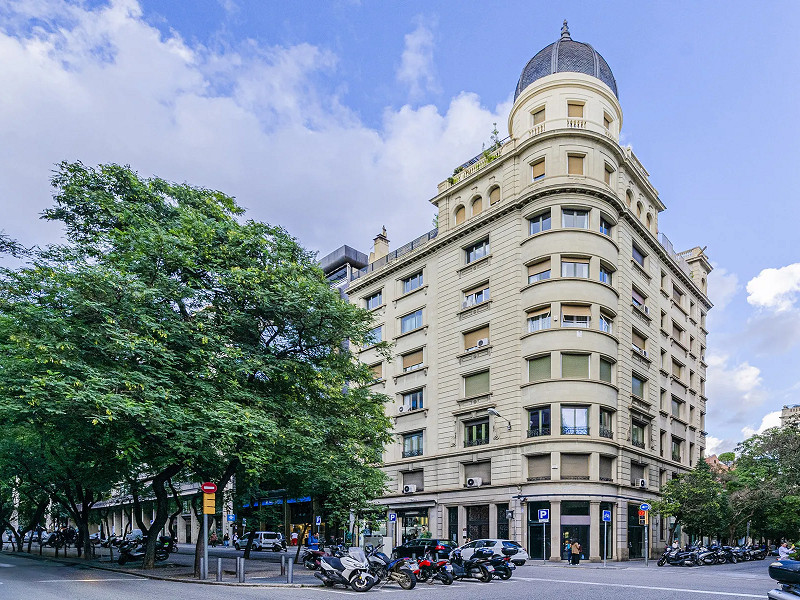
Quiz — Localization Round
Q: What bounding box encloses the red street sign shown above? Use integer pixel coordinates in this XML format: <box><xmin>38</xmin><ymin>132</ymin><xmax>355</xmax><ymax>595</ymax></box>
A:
<box><xmin>638</xmin><ymin>510</ymin><xmax>646</xmax><ymax>517</ymax></box>
<box><xmin>201</xmin><ymin>482</ymin><xmax>217</xmax><ymax>494</ymax></box>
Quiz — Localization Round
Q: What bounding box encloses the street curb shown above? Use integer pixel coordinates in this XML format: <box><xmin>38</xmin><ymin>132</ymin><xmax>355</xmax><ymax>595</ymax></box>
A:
<box><xmin>0</xmin><ymin>550</ymin><xmax>320</xmax><ymax>587</ymax></box>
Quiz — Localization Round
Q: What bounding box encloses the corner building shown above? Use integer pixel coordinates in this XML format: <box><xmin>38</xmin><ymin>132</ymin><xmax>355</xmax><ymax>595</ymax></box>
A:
<box><xmin>327</xmin><ymin>24</ymin><xmax>712</xmax><ymax>561</ymax></box>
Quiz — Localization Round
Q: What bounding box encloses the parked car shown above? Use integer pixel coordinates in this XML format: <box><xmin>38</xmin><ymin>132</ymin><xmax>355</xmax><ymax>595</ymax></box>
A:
<box><xmin>393</xmin><ymin>538</ymin><xmax>454</xmax><ymax>560</ymax></box>
<box><xmin>458</xmin><ymin>539</ymin><xmax>529</xmax><ymax>566</ymax></box>
<box><xmin>235</xmin><ymin>531</ymin><xmax>286</xmax><ymax>551</ymax></box>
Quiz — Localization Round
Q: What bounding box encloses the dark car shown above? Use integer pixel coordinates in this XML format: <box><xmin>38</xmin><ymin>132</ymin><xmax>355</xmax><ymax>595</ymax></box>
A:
<box><xmin>393</xmin><ymin>538</ymin><xmax>454</xmax><ymax>560</ymax></box>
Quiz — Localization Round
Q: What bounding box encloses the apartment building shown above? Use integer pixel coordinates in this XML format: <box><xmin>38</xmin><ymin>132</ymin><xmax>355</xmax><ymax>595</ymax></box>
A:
<box><xmin>322</xmin><ymin>22</ymin><xmax>712</xmax><ymax>561</ymax></box>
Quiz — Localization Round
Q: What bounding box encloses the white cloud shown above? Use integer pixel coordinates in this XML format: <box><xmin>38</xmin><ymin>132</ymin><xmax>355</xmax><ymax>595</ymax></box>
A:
<box><xmin>706</xmin><ymin>353</ymin><xmax>767</xmax><ymax>426</ymax></box>
<box><xmin>705</xmin><ymin>436</ymin><xmax>737</xmax><ymax>456</ymax></box>
<box><xmin>0</xmin><ymin>1</ymin><xmax>507</xmax><ymax>258</ymax></box>
<box><xmin>741</xmin><ymin>410</ymin><xmax>782</xmax><ymax>438</ymax></box>
<box><xmin>746</xmin><ymin>263</ymin><xmax>800</xmax><ymax>312</ymax></box>
<box><xmin>708</xmin><ymin>266</ymin><xmax>739</xmax><ymax>312</ymax></box>
<box><xmin>396</xmin><ymin>19</ymin><xmax>439</xmax><ymax>100</ymax></box>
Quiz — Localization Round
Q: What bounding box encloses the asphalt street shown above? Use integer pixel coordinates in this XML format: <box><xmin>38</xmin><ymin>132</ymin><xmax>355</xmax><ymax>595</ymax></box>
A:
<box><xmin>0</xmin><ymin>550</ymin><xmax>777</xmax><ymax>600</ymax></box>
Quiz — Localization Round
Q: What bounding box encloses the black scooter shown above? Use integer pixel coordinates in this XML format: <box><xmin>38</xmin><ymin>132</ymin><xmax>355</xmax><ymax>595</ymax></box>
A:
<box><xmin>488</xmin><ymin>548</ymin><xmax>517</xmax><ymax>579</ymax></box>
<box><xmin>449</xmin><ymin>547</ymin><xmax>494</xmax><ymax>582</ymax></box>
<box><xmin>768</xmin><ymin>559</ymin><xmax>800</xmax><ymax>599</ymax></box>
<box><xmin>118</xmin><ymin>535</ymin><xmax>172</xmax><ymax>565</ymax></box>
<box><xmin>657</xmin><ymin>546</ymin><xmax>698</xmax><ymax>567</ymax></box>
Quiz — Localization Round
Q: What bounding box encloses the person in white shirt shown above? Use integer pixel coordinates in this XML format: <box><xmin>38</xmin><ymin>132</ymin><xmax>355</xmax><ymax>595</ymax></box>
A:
<box><xmin>778</xmin><ymin>542</ymin><xmax>792</xmax><ymax>560</ymax></box>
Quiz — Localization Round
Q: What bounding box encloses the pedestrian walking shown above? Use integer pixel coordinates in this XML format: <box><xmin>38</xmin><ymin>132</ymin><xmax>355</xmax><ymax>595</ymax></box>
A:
<box><xmin>571</xmin><ymin>540</ymin><xmax>582</xmax><ymax>565</ymax></box>
<box><xmin>291</xmin><ymin>530</ymin><xmax>299</xmax><ymax>546</ymax></box>
<box><xmin>564</xmin><ymin>540</ymin><xmax>571</xmax><ymax>561</ymax></box>
<box><xmin>223</xmin><ymin>533</ymin><xmax>229</xmax><ymax>547</ymax></box>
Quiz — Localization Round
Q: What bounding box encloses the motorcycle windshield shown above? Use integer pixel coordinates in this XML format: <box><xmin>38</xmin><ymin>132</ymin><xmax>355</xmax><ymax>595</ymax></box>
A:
<box><xmin>348</xmin><ymin>547</ymin><xmax>367</xmax><ymax>563</ymax></box>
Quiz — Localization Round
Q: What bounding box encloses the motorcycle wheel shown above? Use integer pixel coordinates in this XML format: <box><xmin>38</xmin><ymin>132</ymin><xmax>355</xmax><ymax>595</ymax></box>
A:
<box><xmin>118</xmin><ymin>556</ymin><xmax>127</xmax><ymax>566</ymax></box>
<box><xmin>478</xmin><ymin>566</ymin><xmax>492</xmax><ymax>583</ymax></box>
<box><xmin>440</xmin><ymin>571</ymin><xmax>454</xmax><ymax>585</ymax></box>
<box><xmin>497</xmin><ymin>568</ymin><xmax>512</xmax><ymax>580</ymax></box>
<box><xmin>417</xmin><ymin>570</ymin><xmax>430</xmax><ymax>583</ymax></box>
<box><xmin>350</xmin><ymin>573</ymin><xmax>375</xmax><ymax>592</ymax></box>
<box><xmin>396</xmin><ymin>567</ymin><xmax>416</xmax><ymax>590</ymax></box>
<box><xmin>657</xmin><ymin>556</ymin><xmax>667</xmax><ymax>567</ymax></box>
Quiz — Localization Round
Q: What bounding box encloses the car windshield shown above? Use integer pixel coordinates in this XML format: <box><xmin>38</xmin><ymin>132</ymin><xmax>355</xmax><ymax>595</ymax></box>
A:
<box><xmin>502</xmin><ymin>541</ymin><xmax>521</xmax><ymax>548</ymax></box>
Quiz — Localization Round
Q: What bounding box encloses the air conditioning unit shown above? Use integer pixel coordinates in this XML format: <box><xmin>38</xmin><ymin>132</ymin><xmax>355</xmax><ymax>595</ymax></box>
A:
<box><xmin>476</xmin><ymin>338</ymin><xmax>489</xmax><ymax>348</ymax></box>
<box><xmin>466</xmin><ymin>477</ymin><xmax>483</xmax><ymax>488</ymax></box>
<box><xmin>642</xmin><ymin>350</ymin><xmax>649</xmax><ymax>358</ymax></box>
<box><xmin>398</xmin><ymin>405</ymin><xmax>411</xmax><ymax>413</ymax></box>
<box><xmin>638</xmin><ymin>478</ymin><xmax>647</xmax><ymax>489</ymax></box>
<box><xmin>402</xmin><ymin>484</ymin><xmax>417</xmax><ymax>494</ymax></box>
<box><xmin>462</xmin><ymin>298</ymin><xmax>475</xmax><ymax>309</ymax></box>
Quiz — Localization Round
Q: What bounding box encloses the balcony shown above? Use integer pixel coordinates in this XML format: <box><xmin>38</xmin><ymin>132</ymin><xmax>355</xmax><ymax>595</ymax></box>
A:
<box><xmin>562</xmin><ymin>426</ymin><xmax>589</xmax><ymax>435</ymax></box>
<box><xmin>599</xmin><ymin>427</ymin><xmax>614</xmax><ymax>439</ymax></box>
<box><xmin>566</xmin><ymin>118</ymin><xmax>586</xmax><ymax>129</ymax></box>
<box><xmin>632</xmin><ymin>439</ymin><xmax>646</xmax><ymax>449</ymax></box>
<box><xmin>527</xmin><ymin>426</ymin><xmax>551</xmax><ymax>438</ymax></box>
<box><xmin>672</xmin><ymin>452</ymin><xmax>682</xmax><ymax>462</ymax></box>
<box><xmin>465</xmin><ymin>438</ymin><xmax>489</xmax><ymax>448</ymax></box>
<box><xmin>402</xmin><ymin>449</ymin><xmax>423</xmax><ymax>458</ymax></box>
<box><xmin>527</xmin><ymin>475</ymin><xmax>551</xmax><ymax>481</ymax></box>
<box><xmin>562</xmin><ymin>475</ymin><xmax>590</xmax><ymax>480</ymax></box>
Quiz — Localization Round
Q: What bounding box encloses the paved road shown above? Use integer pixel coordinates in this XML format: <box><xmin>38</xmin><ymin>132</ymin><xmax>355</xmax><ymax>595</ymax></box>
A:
<box><xmin>0</xmin><ymin>551</ymin><xmax>777</xmax><ymax>600</ymax></box>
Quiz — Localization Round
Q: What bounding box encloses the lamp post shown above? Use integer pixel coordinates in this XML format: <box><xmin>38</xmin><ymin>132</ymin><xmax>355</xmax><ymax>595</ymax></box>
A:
<box><xmin>488</xmin><ymin>408</ymin><xmax>512</xmax><ymax>433</ymax></box>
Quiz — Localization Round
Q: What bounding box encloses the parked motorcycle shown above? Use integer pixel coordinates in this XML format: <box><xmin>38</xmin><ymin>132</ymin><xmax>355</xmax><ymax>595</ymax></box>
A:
<box><xmin>365</xmin><ymin>544</ymin><xmax>416</xmax><ymax>589</ymax></box>
<box><xmin>302</xmin><ymin>547</ymin><xmax>328</xmax><ymax>570</ymax></box>
<box><xmin>449</xmin><ymin>547</ymin><xmax>494</xmax><ymax>582</ymax></box>
<box><xmin>657</xmin><ymin>546</ymin><xmax>698</xmax><ymax>567</ymax></box>
<box><xmin>768</xmin><ymin>559</ymin><xmax>800</xmax><ymax>599</ymax></box>
<box><xmin>416</xmin><ymin>551</ymin><xmax>454</xmax><ymax>585</ymax></box>
<box><xmin>117</xmin><ymin>535</ymin><xmax>172</xmax><ymax>565</ymax></box>
<box><xmin>314</xmin><ymin>546</ymin><xmax>377</xmax><ymax>592</ymax></box>
<box><xmin>488</xmin><ymin>548</ymin><xmax>516</xmax><ymax>580</ymax></box>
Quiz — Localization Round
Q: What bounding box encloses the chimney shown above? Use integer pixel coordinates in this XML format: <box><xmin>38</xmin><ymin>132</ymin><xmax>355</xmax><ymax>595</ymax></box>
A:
<box><xmin>369</xmin><ymin>227</ymin><xmax>390</xmax><ymax>263</ymax></box>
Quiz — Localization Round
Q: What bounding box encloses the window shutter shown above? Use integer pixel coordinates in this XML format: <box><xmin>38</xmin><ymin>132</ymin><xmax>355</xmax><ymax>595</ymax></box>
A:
<box><xmin>528</xmin><ymin>306</ymin><xmax>551</xmax><ymax>319</ymax></box>
<box><xmin>562</xmin><ymin>354</ymin><xmax>589</xmax><ymax>378</ymax></box>
<box><xmin>455</xmin><ymin>206</ymin><xmax>465</xmax><ymax>225</ymax></box>
<box><xmin>527</xmin><ymin>455</ymin><xmax>549</xmax><ymax>478</ymax></box>
<box><xmin>632</xmin><ymin>331</ymin><xmax>646</xmax><ymax>349</ymax></box>
<box><xmin>489</xmin><ymin>187</ymin><xmax>500</xmax><ymax>205</ymax></box>
<box><xmin>533</xmin><ymin>109</ymin><xmax>545</xmax><ymax>125</ymax></box>
<box><xmin>568</xmin><ymin>155</ymin><xmax>584</xmax><ymax>175</ymax></box>
<box><xmin>464</xmin><ymin>283</ymin><xmax>489</xmax><ymax>297</ymax></box>
<box><xmin>472</xmin><ymin>198</ymin><xmax>483</xmax><ymax>216</ymax></box>
<box><xmin>465</xmin><ymin>370</ymin><xmax>490</xmax><ymax>397</ymax></box>
<box><xmin>561</xmin><ymin>453</ymin><xmax>589</xmax><ymax>477</ymax></box>
<box><xmin>402</xmin><ymin>350</ymin><xmax>423</xmax><ymax>370</ymax></box>
<box><xmin>562</xmin><ymin>304</ymin><xmax>591</xmax><ymax>318</ymax></box>
<box><xmin>632</xmin><ymin>289</ymin><xmax>645</xmax><ymax>305</ymax></box>
<box><xmin>532</xmin><ymin>159</ymin><xmax>545</xmax><ymax>179</ymax></box>
<box><xmin>672</xmin><ymin>360</ymin><xmax>682</xmax><ymax>378</ymax></box>
<box><xmin>464</xmin><ymin>326</ymin><xmax>490</xmax><ymax>350</ymax></box>
<box><xmin>528</xmin><ymin>258</ymin><xmax>551</xmax><ymax>275</ymax></box>
<box><xmin>464</xmin><ymin>461</ymin><xmax>491</xmax><ymax>484</ymax></box>
<box><xmin>370</xmin><ymin>363</ymin><xmax>382</xmax><ymax>378</ymax></box>
<box><xmin>567</xmin><ymin>103</ymin><xmax>583</xmax><ymax>118</ymax></box>
<box><xmin>528</xmin><ymin>355</ymin><xmax>551</xmax><ymax>381</ymax></box>
<box><xmin>599</xmin><ymin>456</ymin><xmax>613</xmax><ymax>480</ymax></box>
<box><xmin>599</xmin><ymin>359</ymin><xmax>612</xmax><ymax>383</ymax></box>
<box><xmin>402</xmin><ymin>470</ymin><xmax>424</xmax><ymax>490</ymax></box>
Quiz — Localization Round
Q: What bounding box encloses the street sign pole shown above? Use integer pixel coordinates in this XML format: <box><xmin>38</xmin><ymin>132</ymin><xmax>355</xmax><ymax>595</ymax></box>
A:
<box><xmin>604</xmin><ymin>520</ymin><xmax>607</xmax><ymax>568</ymax></box>
<box><xmin>542</xmin><ymin>522</ymin><xmax>546</xmax><ymax>564</ymax></box>
<box><xmin>203</xmin><ymin>513</ymin><xmax>208</xmax><ymax>579</ymax></box>
<box><xmin>200</xmin><ymin>482</ymin><xmax>217</xmax><ymax>580</ymax></box>
<box><xmin>644</xmin><ymin>512</ymin><xmax>649</xmax><ymax>567</ymax></box>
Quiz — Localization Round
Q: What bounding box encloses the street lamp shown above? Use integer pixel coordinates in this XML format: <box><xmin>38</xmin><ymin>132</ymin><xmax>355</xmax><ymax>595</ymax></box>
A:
<box><xmin>487</xmin><ymin>408</ymin><xmax>511</xmax><ymax>431</ymax></box>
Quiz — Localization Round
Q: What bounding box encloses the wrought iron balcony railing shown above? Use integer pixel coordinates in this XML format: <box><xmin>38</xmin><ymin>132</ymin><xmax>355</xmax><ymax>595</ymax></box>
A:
<box><xmin>527</xmin><ymin>426</ymin><xmax>551</xmax><ymax>438</ymax></box>
<box><xmin>562</xmin><ymin>426</ymin><xmax>589</xmax><ymax>435</ymax></box>
<box><xmin>599</xmin><ymin>427</ymin><xmax>614</xmax><ymax>439</ymax></box>
<box><xmin>402</xmin><ymin>449</ymin><xmax>423</xmax><ymax>458</ymax></box>
<box><xmin>464</xmin><ymin>438</ymin><xmax>489</xmax><ymax>448</ymax></box>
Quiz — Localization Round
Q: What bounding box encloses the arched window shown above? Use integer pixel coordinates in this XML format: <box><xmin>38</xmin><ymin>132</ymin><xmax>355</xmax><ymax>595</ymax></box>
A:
<box><xmin>454</xmin><ymin>205</ymin><xmax>466</xmax><ymax>225</ymax></box>
<box><xmin>646</xmin><ymin>213</ymin><xmax>653</xmax><ymax>231</ymax></box>
<box><xmin>626</xmin><ymin>190</ymin><xmax>633</xmax><ymax>208</ymax></box>
<box><xmin>636</xmin><ymin>202</ymin><xmax>643</xmax><ymax>218</ymax></box>
<box><xmin>489</xmin><ymin>186</ymin><xmax>500</xmax><ymax>205</ymax></box>
<box><xmin>472</xmin><ymin>197</ymin><xmax>483</xmax><ymax>217</ymax></box>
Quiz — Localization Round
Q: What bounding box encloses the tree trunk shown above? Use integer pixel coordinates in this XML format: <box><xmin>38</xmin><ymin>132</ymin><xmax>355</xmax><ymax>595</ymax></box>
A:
<box><xmin>142</xmin><ymin>465</ymin><xmax>181</xmax><ymax>569</ymax></box>
<box><xmin>293</xmin><ymin>523</ymin><xmax>309</xmax><ymax>564</ymax></box>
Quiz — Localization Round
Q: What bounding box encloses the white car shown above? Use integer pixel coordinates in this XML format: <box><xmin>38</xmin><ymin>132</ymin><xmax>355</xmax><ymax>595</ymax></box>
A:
<box><xmin>458</xmin><ymin>539</ymin><xmax>529</xmax><ymax>566</ymax></box>
<box><xmin>235</xmin><ymin>531</ymin><xmax>286</xmax><ymax>551</ymax></box>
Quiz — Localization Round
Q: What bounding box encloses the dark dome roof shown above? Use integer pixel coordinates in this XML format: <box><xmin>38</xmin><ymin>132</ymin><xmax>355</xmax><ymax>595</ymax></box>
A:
<box><xmin>514</xmin><ymin>22</ymin><xmax>618</xmax><ymax>101</ymax></box>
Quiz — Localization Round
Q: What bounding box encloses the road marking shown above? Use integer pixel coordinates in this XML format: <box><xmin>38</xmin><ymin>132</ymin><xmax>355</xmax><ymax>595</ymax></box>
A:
<box><xmin>514</xmin><ymin>577</ymin><xmax>763</xmax><ymax>598</ymax></box>
<box><xmin>37</xmin><ymin>578</ymin><xmax>143</xmax><ymax>583</ymax></box>
<box><xmin>0</xmin><ymin>563</ymin><xmax>14</xmax><ymax>568</ymax></box>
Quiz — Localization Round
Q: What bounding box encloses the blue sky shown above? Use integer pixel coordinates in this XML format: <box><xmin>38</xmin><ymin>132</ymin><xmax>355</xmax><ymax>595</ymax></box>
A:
<box><xmin>1</xmin><ymin>0</ymin><xmax>799</xmax><ymax>453</ymax></box>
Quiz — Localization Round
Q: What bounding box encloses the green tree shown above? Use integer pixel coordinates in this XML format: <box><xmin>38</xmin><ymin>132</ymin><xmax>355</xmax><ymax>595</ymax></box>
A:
<box><xmin>717</xmin><ymin>452</ymin><xmax>736</xmax><ymax>466</ymax></box>
<box><xmin>0</xmin><ymin>162</ymin><xmax>390</xmax><ymax>568</ymax></box>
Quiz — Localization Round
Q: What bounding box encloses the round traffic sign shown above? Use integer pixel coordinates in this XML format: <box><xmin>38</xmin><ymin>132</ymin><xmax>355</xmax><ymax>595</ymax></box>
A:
<box><xmin>201</xmin><ymin>482</ymin><xmax>217</xmax><ymax>493</ymax></box>
<box><xmin>640</xmin><ymin>503</ymin><xmax>651</xmax><ymax>511</ymax></box>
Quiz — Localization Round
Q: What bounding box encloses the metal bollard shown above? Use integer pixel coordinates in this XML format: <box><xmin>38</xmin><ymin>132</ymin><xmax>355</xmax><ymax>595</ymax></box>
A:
<box><xmin>281</xmin><ymin>554</ymin><xmax>286</xmax><ymax>576</ymax></box>
<box><xmin>287</xmin><ymin>557</ymin><xmax>294</xmax><ymax>583</ymax></box>
<box><xmin>216</xmin><ymin>557</ymin><xmax>222</xmax><ymax>582</ymax></box>
<box><xmin>237</xmin><ymin>556</ymin><xmax>245</xmax><ymax>583</ymax></box>
<box><xmin>199</xmin><ymin>557</ymin><xmax>206</xmax><ymax>580</ymax></box>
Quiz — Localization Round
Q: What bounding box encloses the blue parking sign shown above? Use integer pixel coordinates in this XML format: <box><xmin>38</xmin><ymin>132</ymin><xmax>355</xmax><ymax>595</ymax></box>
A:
<box><xmin>315</xmin><ymin>516</ymin><xmax>322</xmax><ymax>525</ymax></box>
<box><xmin>538</xmin><ymin>509</ymin><xmax>549</xmax><ymax>522</ymax></box>
<box><xmin>389</xmin><ymin>513</ymin><xmax>397</xmax><ymax>522</ymax></box>
<box><xmin>227</xmin><ymin>514</ymin><xmax>236</xmax><ymax>522</ymax></box>
<box><xmin>602</xmin><ymin>510</ymin><xmax>612</xmax><ymax>522</ymax></box>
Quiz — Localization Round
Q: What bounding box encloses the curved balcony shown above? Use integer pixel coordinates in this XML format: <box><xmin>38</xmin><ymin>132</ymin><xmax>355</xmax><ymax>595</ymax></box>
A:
<box><xmin>521</xmin><ymin>327</ymin><xmax>618</xmax><ymax>359</ymax></box>
<box><xmin>521</xmin><ymin>379</ymin><xmax>619</xmax><ymax>411</ymax></box>
<box><xmin>521</xmin><ymin>277</ymin><xmax>619</xmax><ymax>314</ymax></box>
<box><xmin>521</xmin><ymin>228</ymin><xmax>619</xmax><ymax>267</ymax></box>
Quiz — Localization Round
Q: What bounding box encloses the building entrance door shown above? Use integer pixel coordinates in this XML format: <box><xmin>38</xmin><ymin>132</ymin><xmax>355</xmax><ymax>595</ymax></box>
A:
<box><xmin>628</xmin><ymin>503</ymin><xmax>644</xmax><ymax>558</ymax></box>
<box><xmin>526</xmin><ymin>501</ymin><xmax>551</xmax><ymax>560</ymax></box>
<box><xmin>466</xmin><ymin>505</ymin><xmax>489</xmax><ymax>541</ymax></box>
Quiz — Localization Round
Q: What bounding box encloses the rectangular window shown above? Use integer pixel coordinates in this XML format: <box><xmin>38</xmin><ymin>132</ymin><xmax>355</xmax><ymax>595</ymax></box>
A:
<box><xmin>527</xmin><ymin>307</ymin><xmax>551</xmax><ymax>332</ymax></box>
<box><xmin>632</xmin><ymin>330</ymin><xmax>646</xmax><ymax>353</ymax></box>
<box><xmin>532</xmin><ymin>108</ymin><xmax>545</xmax><ymax>126</ymax></box>
<box><xmin>402</xmin><ymin>272</ymin><xmax>423</xmax><ymax>294</ymax></box>
<box><xmin>561</xmin><ymin>406</ymin><xmax>589</xmax><ymax>434</ymax></box>
<box><xmin>528</xmin><ymin>354</ymin><xmax>551</xmax><ymax>381</ymax></box>
<box><xmin>465</xmin><ymin>418</ymin><xmax>490</xmax><ymax>447</ymax></box>
<box><xmin>365</xmin><ymin>290</ymin><xmax>382</xmax><ymax>310</ymax></box>
<box><xmin>672</xmin><ymin>359</ymin><xmax>683</xmax><ymax>379</ymax></box>
<box><xmin>528</xmin><ymin>406</ymin><xmax>551</xmax><ymax>437</ymax></box>
<box><xmin>599</xmin><ymin>313</ymin><xmax>613</xmax><ymax>334</ymax></box>
<box><xmin>599</xmin><ymin>217</ymin><xmax>612</xmax><ymax>236</ymax></box>
<box><xmin>672</xmin><ymin>322</ymin><xmax>683</xmax><ymax>342</ymax></box>
<box><xmin>671</xmin><ymin>438</ymin><xmax>682</xmax><ymax>462</ymax></box>
<box><xmin>561</xmin><ymin>258</ymin><xmax>589</xmax><ymax>278</ymax></box>
<box><xmin>632</xmin><ymin>244</ymin><xmax>645</xmax><ymax>267</ymax></box>
<box><xmin>632</xmin><ymin>422</ymin><xmax>646</xmax><ymax>448</ymax></box>
<box><xmin>367</xmin><ymin>325</ymin><xmax>382</xmax><ymax>345</ymax></box>
<box><xmin>463</xmin><ymin>283</ymin><xmax>490</xmax><ymax>308</ymax></box>
<box><xmin>400</xmin><ymin>309</ymin><xmax>423</xmax><ymax>333</ymax></box>
<box><xmin>464</xmin><ymin>370</ymin><xmax>490</xmax><ymax>397</ymax></box>
<box><xmin>568</xmin><ymin>154</ymin><xmax>584</xmax><ymax>175</ymax></box>
<box><xmin>464</xmin><ymin>325</ymin><xmax>490</xmax><ymax>351</ymax></box>
<box><xmin>402</xmin><ymin>349</ymin><xmax>424</xmax><ymax>372</ymax></box>
<box><xmin>672</xmin><ymin>285</ymin><xmax>684</xmax><ymax>305</ymax></box>
<box><xmin>632</xmin><ymin>374</ymin><xmax>646</xmax><ymax>399</ymax></box>
<box><xmin>604</xmin><ymin>164</ymin><xmax>614</xmax><ymax>185</ymax></box>
<box><xmin>603</xmin><ymin>112</ymin><xmax>612</xmax><ymax>129</ymax></box>
<box><xmin>465</xmin><ymin>239</ymin><xmax>490</xmax><ymax>264</ymax></box>
<box><xmin>562</xmin><ymin>353</ymin><xmax>589</xmax><ymax>378</ymax></box>
<box><xmin>562</xmin><ymin>208</ymin><xmax>589</xmax><ymax>228</ymax></box>
<box><xmin>403</xmin><ymin>431</ymin><xmax>424</xmax><ymax>458</ymax></box>
<box><xmin>370</xmin><ymin>363</ymin><xmax>382</xmax><ymax>380</ymax></box>
<box><xmin>402</xmin><ymin>389</ymin><xmax>424</xmax><ymax>410</ymax></box>
<box><xmin>631</xmin><ymin>288</ymin><xmax>645</xmax><ymax>308</ymax></box>
<box><xmin>671</xmin><ymin>398</ymin><xmax>682</xmax><ymax>419</ymax></box>
<box><xmin>567</xmin><ymin>102</ymin><xmax>584</xmax><ymax>118</ymax></box>
<box><xmin>600</xmin><ymin>409</ymin><xmax>613</xmax><ymax>438</ymax></box>
<box><xmin>532</xmin><ymin>158</ymin><xmax>545</xmax><ymax>181</ymax></box>
<box><xmin>599</xmin><ymin>358</ymin><xmax>613</xmax><ymax>383</ymax></box>
<box><xmin>599</xmin><ymin>265</ymin><xmax>612</xmax><ymax>284</ymax></box>
<box><xmin>528</xmin><ymin>259</ymin><xmax>551</xmax><ymax>283</ymax></box>
<box><xmin>529</xmin><ymin>210</ymin><xmax>552</xmax><ymax>235</ymax></box>
<box><xmin>561</xmin><ymin>305</ymin><xmax>591</xmax><ymax>329</ymax></box>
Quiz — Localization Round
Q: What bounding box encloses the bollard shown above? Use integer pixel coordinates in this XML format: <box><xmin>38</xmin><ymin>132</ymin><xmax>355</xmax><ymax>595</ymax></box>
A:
<box><xmin>287</xmin><ymin>557</ymin><xmax>294</xmax><ymax>584</ymax></box>
<box><xmin>281</xmin><ymin>554</ymin><xmax>286</xmax><ymax>576</ymax></box>
<box><xmin>200</xmin><ymin>557</ymin><xmax>206</xmax><ymax>580</ymax></box>
<box><xmin>216</xmin><ymin>557</ymin><xmax>222</xmax><ymax>582</ymax></box>
<box><xmin>237</xmin><ymin>556</ymin><xmax>245</xmax><ymax>583</ymax></box>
